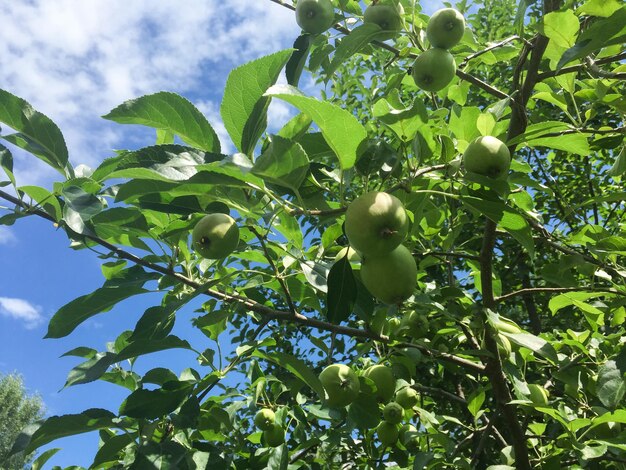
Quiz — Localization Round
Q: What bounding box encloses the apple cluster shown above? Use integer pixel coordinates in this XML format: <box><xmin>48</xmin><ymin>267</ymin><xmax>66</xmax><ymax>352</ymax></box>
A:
<box><xmin>342</xmin><ymin>191</ymin><xmax>417</xmax><ymax>305</ymax></box>
<box><xmin>411</xmin><ymin>8</ymin><xmax>465</xmax><ymax>92</ymax></box>
<box><xmin>319</xmin><ymin>362</ymin><xmax>422</xmax><ymax>448</ymax></box>
<box><xmin>253</xmin><ymin>408</ymin><xmax>285</xmax><ymax>447</ymax></box>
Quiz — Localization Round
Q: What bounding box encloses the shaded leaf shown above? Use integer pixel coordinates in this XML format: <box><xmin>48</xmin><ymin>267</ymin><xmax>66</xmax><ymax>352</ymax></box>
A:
<box><xmin>326</xmin><ymin>256</ymin><xmax>357</xmax><ymax>324</ymax></box>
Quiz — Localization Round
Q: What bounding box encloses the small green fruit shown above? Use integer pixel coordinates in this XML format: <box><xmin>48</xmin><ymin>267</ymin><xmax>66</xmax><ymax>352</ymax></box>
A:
<box><xmin>386</xmin><ymin>317</ymin><xmax>401</xmax><ymax>337</ymax></box>
<box><xmin>426</xmin><ymin>8</ymin><xmax>466</xmax><ymax>49</ymax></box>
<box><xmin>383</xmin><ymin>402</ymin><xmax>404</xmax><ymax>424</ymax></box>
<box><xmin>399</xmin><ymin>424</ymin><xmax>419</xmax><ymax>450</ymax></box>
<box><xmin>527</xmin><ymin>384</ymin><xmax>549</xmax><ymax>406</ymax></box>
<box><xmin>319</xmin><ymin>364</ymin><xmax>360</xmax><ymax>407</ymax></box>
<box><xmin>463</xmin><ymin>136</ymin><xmax>511</xmax><ymax>179</ymax></box>
<box><xmin>497</xmin><ymin>334</ymin><xmax>512</xmax><ymax>358</ymax></box>
<box><xmin>254</xmin><ymin>409</ymin><xmax>275</xmax><ymax>431</ymax></box>
<box><xmin>295</xmin><ymin>0</ymin><xmax>335</xmax><ymax>35</ymax></box>
<box><xmin>395</xmin><ymin>387</ymin><xmax>419</xmax><ymax>409</ymax></box>
<box><xmin>360</xmin><ymin>245</ymin><xmax>417</xmax><ymax>304</ymax></box>
<box><xmin>363</xmin><ymin>1</ymin><xmax>404</xmax><ymax>40</ymax></box>
<box><xmin>376</xmin><ymin>421</ymin><xmax>399</xmax><ymax>447</ymax></box>
<box><xmin>344</xmin><ymin>191</ymin><xmax>408</xmax><ymax>256</ymax></box>
<box><xmin>411</xmin><ymin>48</ymin><xmax>456</xmax><ymax>92</ymax></box>
<box><xmin>192</xmin><ymin>213</ymin><xmax>239</xmax><ymax>259</ymax></box>
<box><xmin>363</xmin><ymin>364</ymin><xmax>396</xmax><ymax>402</ymax></box>
<box><xmin>263</xmin><ymin>423</ymin><xmax>285</xmax><ymax>447</ymax></box>
<box><xmin>402</xmin><ymin>311</ymin><xmax>429</xmax><ymax>339</ymax></box>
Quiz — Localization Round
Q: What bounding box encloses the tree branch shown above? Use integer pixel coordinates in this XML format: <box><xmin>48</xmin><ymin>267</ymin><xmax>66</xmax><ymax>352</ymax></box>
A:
<box><xmin>0</xmin><ymin>189</ymin><xmax>484</xmax><ymax>374</ymax></box>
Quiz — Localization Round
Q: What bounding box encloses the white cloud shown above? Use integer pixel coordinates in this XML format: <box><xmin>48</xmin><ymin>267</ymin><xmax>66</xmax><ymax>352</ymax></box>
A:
<box><xmin>0</xmin><ymin>0</ymin><xmax>300</xmax><ymax>186</ymax></box>
<box><xmin>0</xmin><ymin>227</ymin><xmax>17</xmax><ymax>245</ymax></box>
<box><xmin>0</xmin><ymin>297</ymin><xmax>45</xmax><ymax>330</ymax></box>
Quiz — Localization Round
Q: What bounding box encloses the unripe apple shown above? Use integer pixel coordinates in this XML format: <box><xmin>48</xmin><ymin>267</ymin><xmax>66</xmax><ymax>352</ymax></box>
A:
<box><xmin>254</xmin><ymin>408</ymin><xmax>275</xmax><ymax>431</ymax></box>
<box><xmin>411</xmin><ymin>48</ymin><xmax>456</xmax><ymax>92</ymax></box>
<box><xmin>395</xmin><ymin>387</ymin><xmax>419</xmax><ymax>409</ymax></box>
<box><xmin>192</xmin><ymin>213</ymin><xmax>239</xmax><ymax>259</ymax></box>
<box><xmin>363</xmin><ymin>1</ymin><xmax>404</xmax><ymax>41</ymax></box>
<box><xmin>319</xmin><ymin>363</ymin><xmax>360</xmax><ymax>407</ymax></box>
<box><xmin>383</xmin><ymin>402</ymin><xmax>404</xmax><ymax>424</ymax></box>
<box><xmin>399</xmin><ymin>423</ymin><xmax>419</xmax><ymax>450</ymax></box>
<box><xmin>295</xmin><ymin>0</ymin><xmax>335</xmax><ymax>35</ymax></box>
<box><xmin>263</xmin><ymin>423</ymin><xmax>285</xmax><ymax>447</ymax></box>
<box><xmin>463</xmin><ymin>135</ymin><xmax>511</xmax><ymax>179</ymax></box>
<box><xmin>344</xmin><ymin>191</ymin><xmax>408</xmax><ymax>256</ymax></box>
<box><xmin>426</xmin><ymin>8</ymin><xmax>466</xmax><ymax>49</ymax></box>
<box><xmin>360</xmin><ymin>245</ymin><xmax>417</xmax><ymax>304</ymax></box>
<box><xmin>376</xmin><ymin>421</ymin><xmax>399</xmax><ymax>446</ymax></box>
<box><xmin>401</xmin><ymin>311</ymin><xmax>429</xmax><ymax>339</ymax></box>
<box><xmin>363</xmin><ymin>364</ymin><xmax>396</xmax><ymax>402</ymax></box>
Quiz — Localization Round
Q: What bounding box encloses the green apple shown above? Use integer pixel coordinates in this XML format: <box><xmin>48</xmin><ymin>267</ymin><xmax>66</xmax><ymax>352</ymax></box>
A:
<box><xmin>360</xmin><ymin>244</ymin><xmax>417</xmax><ymax>304</ymax></box>
<box><xmin>463</xmin><ymin>135</ymin><xmax>511</xmax><ymax>179</ymax></box>
<box><xmin>383</xmin><ymin>402</ymin><xmax>404</xmax><ymax>424</ymax></box>
<box><xmin>401</xmin><ymin>311</ymin><xmax>429</xmax><ymax>339</ymax></box>
<box><xmin>192</xmin><ymin>213</ymin><xmax>239</xmax><ymax>259</ymax></box>
<box><xmin>376</xmin><ymin>421</ymin><xmax>399</xmax><ymax>447</ymax></box>
<box><xmin>254</xmin><ymin>408</ymin><xmax>275</xmax><ymax>431</ymax></box>
<box><xmin>344</xmin><ymin>191</ymin><xmax>408</xmax><ymax>256</ymax></box>
<box><xmin>395</xmin><ymin>387</ymin><xmax>418</xmax><ymax>409</ymax></box>
<box><xmin>363</xmin><ymin>364</ymin><xmax>396</xmax><ymax>402</ymax></box>
<box><xmin>385</xmin><ymin>317</ymin><xmax>401</xmax><ymax>338</ymax></box>
<box><xmin>399</xmin><ymin>423</ymin><xmax>419</xmax><ymax>450</ymax></box>
<box><xmin>263</xmin><ymin>423</ymin><xmax>285</xmax><ymax>447</ymax></box>
<box><xmin>411</xmin><ymin>48</ymin><xmax>456</xmax><ymax>92</ymax></box>
<box><xmin>319</xmin><ymin>364</ymin><xmax>360</xmax><ymax>407</ymax></box>
<box><xmin>527</xmin><ymin>384</ymin><xmax>549</xmax><ymax>406</ymax></box>
<box><xmin>426</xmin><ymin>8</ymin><xmax>466</xmax><ymax>49</ymax></box>
<box><xmin>334</xmin><ymin>246</ymin><xmax>361</xmax><ymax>263</ymax></box>
<box><xmin>295</xmin><ymin>0</ymin><xmax>335</xmax><ymax>35</ymax></box>
<box><xmin>363</xmin><ymin>1</ymin><xmax>404</xmax><ymax>40</ymax></box>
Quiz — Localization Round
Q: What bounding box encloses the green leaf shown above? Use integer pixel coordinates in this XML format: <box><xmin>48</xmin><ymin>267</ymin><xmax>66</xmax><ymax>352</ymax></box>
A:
<box><xmin>252</xmin><ymin>350</ymin><xmax>325</xmax><ymax>400</ymax></box>
<box><xmin>467</xmin><ymin>390</ymin><xmax>486</xmax><ymax>417</ymax></box>
<box><xmin>267</xmin><ymin>84</ymin><xmax>367</xmax><ymax>170</ymax></box>
<box><xmin>577</xmin><ymin>0</ymin><xmax>622</xmax><ymax>17</ymax></box>
<box><xmin>461</xmin><ymin>196</ymin><xmax>535</xmax><ymax>255</ymax></box>
<box><xmin>608</xmin><ymin>146</ymin><xmax>626</xmax><ymax>177</ymax></box>
<box><xmin>327</xmin><ymin>23</ymin><xmax>389</xmax><ymax>76</ymax></box>
<box><xmin>91</xmin><ymin>433</ymin><xmax>135</xmax><ymax>468</ymax></box>
<box><xmin>103</xmin><ymin>92</ymin><xmax>220</xmax><ymax>153</ymax></box>
<box><xmin>252</xmin><ymin>135</ymin><xmax>310</xmax><ymax>191</ymax></box>
<box><xmin>221</xmin><ymin>49</ymin><xmax>293</xmax><ymax>155</ymax></box>
<box><xmin>0</xmin><ymin>143</ymin><xmax>15</xmax><ymax>186</ymax></box>
<box><xmin>597</xmin><ymin>352</ymin><xmax>626</xmax><ymax>409</ymax></box>
<box><xmin>348</xmin><ymin>393</ymin><xmax>380</xmax><ymax>429</ymax></box>
<box><xmin>557</xmin><ymin>7</ymin><xmax>626</xmax><ymax>69</ymax></box>
<box><xmin>549</xmin><ymin>291</ymin><xmax>610</xmax><ymax>315</ymax></box>
<box><xmin>94</xmin><ymin>145</ymin><xmax>223</xmax><ymax>182</ymax></box>
<box><xmin>46</xmin><ymin>286</ymin><xmax>149</xmax><ymax>338</ymax></box>
<box><xmin>500</xmin><ymin>332</ymin><xmax>558</xmax><ymax>364</ymax></box>
<box><xmin>31</xmin><ymin>448</ymin><xmax>61</xmax><ymax>470</ymax></box>
<box><xmin>540</xmin><ymin>11</ymin><xmax>579</xmax><ymax>48</ymax></box>
<box><xmin>286</xmin><ymin>34</ymin><xmax>312</xmax><ymax>87</ymax></box>
<box><xmin>300</xmin><ymin>259</ymin><xmax>330</xmax><ymax>293</ymax></box>
<box><xmin>325</xmin><ymin>256</ymin><xmax>357</xmax><ymax>324</ymax></box>
<box><xmin>63</xmin><ymin>352</ymin><xmax>117</xmax><ymax>388</ymax></box>
<box><xmin>20</xmin><ymin>409</ymin><xmax>116</xmax><ymax>455</ymax></box>
<box><xmin>0</xmin><ymin>88</ymin><xmax>71</xmax><ymax>177</ymax></box>
<box><xmin>119</xmin><ymin>381</ymin><xmax>191</xmax><ymax>419</ymax></box>
<box><xmin>372</xmin><ymin>92</ymin><xmax>428</xmax><ymax>142</ymax></box>
<box><xmin>61</xmin><ymin>185</ymin><xmax>104</xmax><ymax>235</ymax></box>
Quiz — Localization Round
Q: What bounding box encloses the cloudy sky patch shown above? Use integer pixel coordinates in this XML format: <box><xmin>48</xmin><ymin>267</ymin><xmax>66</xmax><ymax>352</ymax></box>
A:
<box><xmin>0</xmin><ymin>297</ymin><xmax>45</xmax><ymax>330</ymax></box>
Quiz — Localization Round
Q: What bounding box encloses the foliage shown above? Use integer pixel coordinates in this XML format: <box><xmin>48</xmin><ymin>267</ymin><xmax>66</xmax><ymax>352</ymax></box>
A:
<box><xmin>1</xmin><ymin>0</ymin><xmax>626</xmax><ymax>468</ymax></box>
<box><xmin>0</xmin><ymin>373</ymin><xmax>44</xmax><ymax>469</ymax></box>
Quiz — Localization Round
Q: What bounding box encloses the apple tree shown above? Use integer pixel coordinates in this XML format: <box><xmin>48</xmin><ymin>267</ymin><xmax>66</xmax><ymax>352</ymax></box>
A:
<box><xmin>1</xmin><ymin>0</ymin><xmax>626</xmax><ymax>468</ymax></box>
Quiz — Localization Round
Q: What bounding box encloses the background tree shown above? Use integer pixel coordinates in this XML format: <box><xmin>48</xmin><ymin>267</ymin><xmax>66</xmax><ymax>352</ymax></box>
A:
<box><xmin>0</xmin><ymin>373</ymin><xmax>44</xmax><ymax>469</ymax></box>
<box><xmin>0</xmin><ymin>0</ymin><xmax>625</xmax><ymax>468</ymax></box>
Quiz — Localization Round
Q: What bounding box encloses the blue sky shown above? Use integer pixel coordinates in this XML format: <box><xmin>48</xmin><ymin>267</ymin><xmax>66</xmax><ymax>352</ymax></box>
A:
<box><xmin>0</xmin><ymin>1</ymin><xmax>444</xmax><ymax>467</ymax></box>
